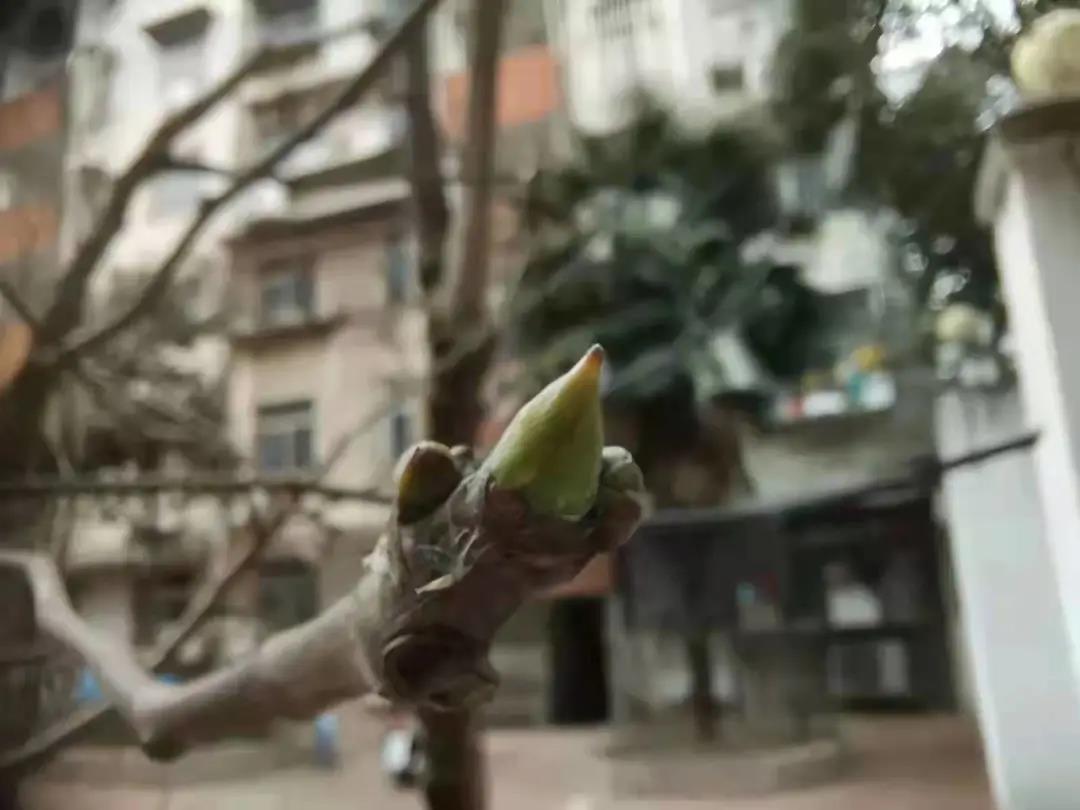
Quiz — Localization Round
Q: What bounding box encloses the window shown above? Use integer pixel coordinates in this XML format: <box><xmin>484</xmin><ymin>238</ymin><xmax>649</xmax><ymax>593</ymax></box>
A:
<box><xmin>590</xmin><ymin>0</ymin><xmax>656</xmax><ymax>38</ymax></box>
<box><xmin>24</xmin><ymin>3</ymin><xmax>74</xmax><ymax>58</ymax></box>
<box><xmin>390</xmin><ymin>404</ymin><xmax>413</xmax><ymax>459</ymax></box>
<box><xmin>252</xmin><ymin>90</ymin><xmax>325</xmax><ymax>153</ymax></box>
<box><xmin>259</xmin><ymin>256</ymin><xmax>315</xmax><ymax>326</ymax></box>
<box><xmin>592</xmin><ymin>0</ymin><xmax>632</xmax><ymax>37</ymax></box>
<box><xmin>711</xmin><ymin>65</ymin><xmax>744</xmax><ymax>92</ymax></box>
<box><xmin>259</xmin><ymin>561</ymin><xmax>319</xmax><ymax>632</ymax></box>
<box><xmin>146</xmin><ymin>9</ymin><xmax>211</xmax><ymax>106</ymax></box>
<box><xmin>385</xmin><ymin>239</ymin><xmax>408</xmax><ymax>305</ymax></box>
<box><xmin>254</xmin><ymin>0</ymin><xmax>320</xmax><ymax>48</ymax></box>
<box><xmin>256</xmin><ymin>400</ymin><xmax>314</xmax><ymax>472</ymax></box>
<box><xmin>157</xmin><ymin>34</ymin><xmax>204</xmax><ymax>102</ymax></box>
<box><xmin>0</xmin><ymin>169</ymin><xmax>13</xmax><ymax>208</ymax></box>
<box><xmin>133</xmin><ymin>572</ymin><xmax>195</xmax><ymax>647</ymax></box>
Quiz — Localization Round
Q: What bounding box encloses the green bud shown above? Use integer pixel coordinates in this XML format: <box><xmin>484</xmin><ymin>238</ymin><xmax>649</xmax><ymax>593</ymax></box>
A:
<box><xmin>482</xmin><ymin>345</ymin><xmax>605</xmax><ymax>520</ymax></box>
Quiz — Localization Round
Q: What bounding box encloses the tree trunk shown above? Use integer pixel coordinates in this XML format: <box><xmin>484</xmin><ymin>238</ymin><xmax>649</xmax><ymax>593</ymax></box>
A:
<box><xmin>627</xmin><ymin>393</ymin><xmax>752</xmax><ymax>743</ymax></box>
<box><xmin>419</xmin><ymin>709</ymin><xmax>487</xmax><ymax>810</ymax></box>
<box><xmin>686</xmin><ymin>635</ymin><xmax>717</xmax><ymax>742</ymax></box>
<box><xmin>403</xmin><ymin>0</ymin><xmax>508</xmax><ymax>808</ymax></box>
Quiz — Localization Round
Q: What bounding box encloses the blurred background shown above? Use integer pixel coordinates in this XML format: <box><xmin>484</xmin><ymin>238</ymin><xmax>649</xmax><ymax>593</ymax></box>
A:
<box><xmin>2</xmin><ymin>0</ymin><xmax>1080</xmax><ymax>807</ymax></box>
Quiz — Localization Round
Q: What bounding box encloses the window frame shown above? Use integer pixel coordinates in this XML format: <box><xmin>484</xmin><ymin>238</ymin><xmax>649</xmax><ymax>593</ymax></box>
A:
<box><xmin>389</xmin><ymin>402</ymin><xmax>414</xmax><ymax>460</ymax></box>
<box><xmin>258</xmin><ymin>255</ymin><xmax>316</xmax><ymax>327</ymax></box>
<box><xmin>132</xmin><ymin>571</ymin><xmax>197</xmax><ymax>648</ymax></box>
<box><xmin>253</xmin><ymin>0</ymin><xmax>321</xmax><ymax>48</ymax></box>
<box><xmin>256</xmin><ymin>399</ymin><xmax>316</xmax><ymax>473</ymax></box>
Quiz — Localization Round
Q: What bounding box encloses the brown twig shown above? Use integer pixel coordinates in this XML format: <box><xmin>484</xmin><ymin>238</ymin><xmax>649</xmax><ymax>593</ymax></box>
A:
<box><xmin>53</xmin><ymin>0</ymin><xmax>445</xmax><ymax>363</ymax></box>
<box><xmin>0</xmin><ymin>280</ymin><xmax>41</xmax><ymax>329</ymax></box>
<box><xmin>0</xmin><ymin>388</ymin><xmax>402</xmax><ymax>771</ymax></box>
<box><xmin>0</xmin><ymin>450</ymin><xmax>645</xmax><ymax>772</ymax></box>
<box><xmin>0</xmin><ymin>475</ymin><xmax>391</xmax><ymax>502</ymax></box>
<box><xmin>36</xmin><ymin>14</ymin><xmax>385</xmax><ymax>345</ymax></box>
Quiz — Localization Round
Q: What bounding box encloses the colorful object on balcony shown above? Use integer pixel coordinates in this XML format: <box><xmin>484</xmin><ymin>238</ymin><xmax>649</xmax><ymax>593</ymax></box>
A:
<box><xmin>75</xmin><ymin>669</ymin><xmax>102</xmax><ymax>704</ymax></box>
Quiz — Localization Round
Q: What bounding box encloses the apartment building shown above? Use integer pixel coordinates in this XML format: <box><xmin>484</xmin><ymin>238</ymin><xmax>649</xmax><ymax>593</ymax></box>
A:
<box><xmin>543</xmin><ymin>0</ymin><xmax>790</xmax><ymax>133</ymax></box>
<box><xmin>226</xmin><ymin>152</ymin><xmax>426</xmax><ymax>548</ymax></box>
<box><xmin>49</xmin><ymin>0</ymin><xmax>419</xmax><ymax>693</ymax></box>
<box><xmin>0</xmin><ymin>0</ymin><xmax>74</xmax><ymax>320</ymax></box>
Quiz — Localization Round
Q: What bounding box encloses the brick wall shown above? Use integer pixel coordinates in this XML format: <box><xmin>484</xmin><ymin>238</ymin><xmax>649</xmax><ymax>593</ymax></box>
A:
<box><xmin>0</xmin><ymin>203</ymin><xmax>59</xmax><ymax>264</ymax></box>
<box><xmin>0</xmin><ymin>82</ymin><xmax>62</xmax><ymax>153</ymax></box>
<box><xmin>441</xmin><ymin>45</ymin><xmax>561</xmax><ymax>141</ymax></box>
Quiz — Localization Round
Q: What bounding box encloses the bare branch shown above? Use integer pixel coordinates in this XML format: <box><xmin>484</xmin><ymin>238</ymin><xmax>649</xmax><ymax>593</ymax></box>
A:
<box><xmin>53</xmin><ymin>0</ymin><xmax>445</xmax><ymax>363</ymax></box>
<box><xmin>0</xmin><ymin>540</ymin><xmax>378</xmax><ymax>761</ymax></box>
<box><xmin>37</xmin><ymin>15</ymin><xmax>388</xmax><ymax>344</ymax></box>
<box><xmin>0</xmin><ymin>280</ymin><xmax>41</xmax><ymax>329</ymax></box>
<box><xmin>404</xmin><ymin>16</ymin><xmax>450</xmax><ymax>296</ymax></box>
<box><xmin>0</xmin><ymin>452</ymin><xmax>645</xmax><ymax>770</ymax></box>
<box><xmin>0</xmin><ymin>395</ymin><xmax>405</xmax><ymax>769</ymax></box>
<box><xmin>157</xmin><ymin>156</ymin><xmax>240</xmax><ymax>180</ymax></box>
<box><xmin>415</xmin><ymin>4</ymin><xmax>509</xmax><ymax>804</ymax></box>
<box><xmin>0</xmin><ymin>475</ymin><xmax>391</xmax><ymax>502</ymax></box>
<box><xmin>39</xmin><ymin>61</ymin><xmax>258</xmax><ymax>342</ymax></box>
<box><xmin>447</xmin><ymin>0</ymin><xmax>508</xmax><ymax>321</ymax></box>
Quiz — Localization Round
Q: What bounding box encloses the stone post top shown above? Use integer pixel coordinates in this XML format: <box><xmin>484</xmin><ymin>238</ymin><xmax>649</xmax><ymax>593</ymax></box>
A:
<box><xmin>975</xmin><ymin>96</ymin><xmax>1080</xmax><ymax>224</ymax></box>
<box><xmin>996</xmin><ymin>96</ymin><xmax>1080</xmax><ymax>144</ymax></box>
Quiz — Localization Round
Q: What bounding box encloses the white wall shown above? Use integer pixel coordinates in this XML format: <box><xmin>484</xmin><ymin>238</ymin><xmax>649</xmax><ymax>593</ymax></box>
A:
<box><xmin>545</xmin><ymin>0</ymin><xmax>788</xmax><ymax>134</ymax></box>
<box><xmin>936</xmin><ymin>389</ymin><xmax>1080</xmax><ymax>809</ymax></box>
<box><xmin>72</xmin><ymin>0</ymin><xmax>392</xmax><ymax>302</ymax></box>
<box><xmin>74</xmin><ymin>570</ymin><xmax>134</xmax><ymax>644</ymax></box>
<box><xmin>994</xmin><ymin>137</ymin><xmax>1080</xmax><ymax>691</ymax></box>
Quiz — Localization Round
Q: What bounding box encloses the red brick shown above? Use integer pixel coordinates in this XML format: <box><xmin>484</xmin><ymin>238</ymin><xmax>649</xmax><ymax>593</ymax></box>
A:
<box><xmin>442</xmin><ymin>45</ymin><xmax>561</xmax><ymax>140</ymax></box>
<box><xmin>0</xmin><ymin>84</ymin><xmax>63</xmax><ymax>153</ymax></box>
<box><xmin>0</xmin><ymin>204</ymin><xmax>58</xmax><ymax>264</ymax></box>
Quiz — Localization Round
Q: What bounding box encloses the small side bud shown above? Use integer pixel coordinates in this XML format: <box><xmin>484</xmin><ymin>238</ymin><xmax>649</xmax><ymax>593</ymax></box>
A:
<box><xmin>395</xmin><ymin>441</ymin><xmax>462</xmax><ymax>525</ymax></box>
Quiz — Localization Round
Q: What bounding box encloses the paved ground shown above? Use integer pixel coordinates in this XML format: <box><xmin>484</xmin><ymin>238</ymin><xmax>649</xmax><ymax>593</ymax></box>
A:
<box><xmin>22</xmin><ymin>712</ymin><xmax>994</xmax><ymax>809</ymax></box>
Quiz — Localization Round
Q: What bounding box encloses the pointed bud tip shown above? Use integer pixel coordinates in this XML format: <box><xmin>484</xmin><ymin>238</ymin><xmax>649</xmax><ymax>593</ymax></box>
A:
<box><xmin>576</xmin><ymin>344</ymin><xmax>605</xmax><ymax>382</ymax></box>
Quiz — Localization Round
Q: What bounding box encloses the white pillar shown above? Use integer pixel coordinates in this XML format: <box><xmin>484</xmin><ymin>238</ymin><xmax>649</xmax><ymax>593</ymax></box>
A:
<box><xmin>963</xmin><ymin>105</ymin><xmax>1080</xmax><ymax>808</ymax></box>
<box><xmin>936</xmin><ymin>390</ymin><xmax>1080</xmax><ymax>809</ymax></box>
<box><xmin>992</xmin><ymin>120</ymin><xmax>1080</xmax><ymax>683</ymax></box>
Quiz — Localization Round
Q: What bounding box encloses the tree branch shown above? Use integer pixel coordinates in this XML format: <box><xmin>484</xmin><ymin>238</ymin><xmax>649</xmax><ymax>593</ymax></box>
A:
<box><xmin>0</xmin><ymin>474</ymin><xmax>391</xmax><ymax>502</ymax></box>
<box><xmin>447</xmin><ymin>0</ymin><xmax>508</xmax><ymax>321</ymax></box>
<box><xmin>157</xmin><ymin>156</ymin><xmax>241</xmax><ymax>180</ymax></box>
<box><xmin>0</xmin><ymin>392</ymin><xmax>436</xmax><ymax>770</ymax></box>
<box><xmin>47</xmin><ymin>0</ymin><xmax>445</xmax><ymax>360</ymax></box>
<box><xmin>39</xmin><ymin>54</ymin><xmax>262</xmax><ymax>342</ymax></box>
<box><xmin>404</xmin><ymin>14</ymin><xmax>450</xmax><ymax>296</ymax></box>
<box><xmin>0</xmin><ymin>280</ymin><xmax>42</xmax><ymax>330</ymax></box>
<box><xmin>0</xmin><ymin>450</ymin><xmax>644</xmax><ymax>770</ymax></box>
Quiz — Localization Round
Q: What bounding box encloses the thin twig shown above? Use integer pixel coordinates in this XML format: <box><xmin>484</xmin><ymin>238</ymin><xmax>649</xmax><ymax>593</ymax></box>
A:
<box><xmin>37</xmin><ymin>15</ymin><xmax>383</xmax><ymax>344</ymax></box>
<box><xmin>647</xmin><ymin>430</ymin><xmax>1041</xmax><ymax>529</ymax></box>
<box><xmin>54</xmin><ymin>0</ymin><xmax>445</xmax><ymax>363</ymax></box>
<box><xmin>0</xmin><ymin>280</ymin><xmax>41</xmax><ymax>329</ymax></box>
<box><xmin>0</xmin><ymin>394</ymin><xmax>401</xmax><ymax>770</ymax></box>
<box><xmin>0</xmin><ymin>475</ymin><xmax>391</xmax><ymax>502</ymax></box>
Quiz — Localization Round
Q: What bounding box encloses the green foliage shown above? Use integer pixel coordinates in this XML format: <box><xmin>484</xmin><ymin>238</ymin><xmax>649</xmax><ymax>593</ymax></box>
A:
<box><xmin>513</xmin><ymin>106</ymin><xmax>826</xmax><ymax>412</ymax></box>
<box><xmin>771</xmin><ymin>0</ymin><xmax>1011</xmax><ymax>324</ymax></box>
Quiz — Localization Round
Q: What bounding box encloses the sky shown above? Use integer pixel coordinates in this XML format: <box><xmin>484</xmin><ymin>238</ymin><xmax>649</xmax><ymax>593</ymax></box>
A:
<box><xmin>879</xmin><ymin>0</ymin><xmax>1017</xmax><ymax>72</ymax></box>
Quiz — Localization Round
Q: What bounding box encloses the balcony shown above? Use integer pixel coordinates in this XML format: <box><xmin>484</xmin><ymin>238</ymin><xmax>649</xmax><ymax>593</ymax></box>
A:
<box><xmin>246</xmin><ymin>79</ymin><xmax>406</xmax><ymax>179</ymax></box>
<box><xmin>252</xmin><ymin>0</ymin><xmax>321</xmax><ymax>57</ymax></box>
<box><xmin>230</xmin><ymin>308</ymin><xmax>347</xmax><ymax>348</ymax></box>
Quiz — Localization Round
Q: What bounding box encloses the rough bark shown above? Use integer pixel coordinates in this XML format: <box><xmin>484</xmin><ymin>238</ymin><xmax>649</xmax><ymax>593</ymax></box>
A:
<box><xmin>403</xmin><ymin>1</ymin><xmax>508</xmax><ymax>807</ymax></box>
<box><xmin>0</xmin><ymin>448</ymin><xmax>644</xmax><ymax>775</ymax></box>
